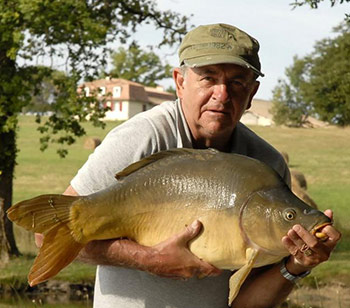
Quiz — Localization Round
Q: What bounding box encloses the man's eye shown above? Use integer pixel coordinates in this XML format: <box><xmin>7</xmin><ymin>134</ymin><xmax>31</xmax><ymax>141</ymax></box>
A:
<box><xmin>231</xmin><ymin>80</ymin><xmax>244</xmax><ymax>87</ymax></box>
<box><xmin>202</xmin><ymin>76</ymin><xmax>214</xmax><ymax>82</ymax></box>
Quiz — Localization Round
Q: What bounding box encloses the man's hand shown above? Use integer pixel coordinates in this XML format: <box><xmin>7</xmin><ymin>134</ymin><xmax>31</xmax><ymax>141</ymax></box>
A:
<box><xmin>146</xmin><ymin>220</ymin><xmax>222</xmax><ymax>279</ymax></box>
<box><xmin>282</xmin><ymin>209</ymin><xmax>341</xmax><ymax>274</ymax></box>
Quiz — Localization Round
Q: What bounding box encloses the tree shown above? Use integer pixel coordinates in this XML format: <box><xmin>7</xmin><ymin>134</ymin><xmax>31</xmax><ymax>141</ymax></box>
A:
<box><xmin>271</xmin><ymin>56</ymin><xmax>312</xmax><ymax>127</ymax></box>
<box><xmin>0</xmin><ymin>0</ymin><xmax>191</xmax><ymax>259</ymax></box>
<box><xmin>22</xmin><ymin>69</ymin><xmax>67</xmax><ymax>114</ymax></box>
<box><xmin>303</xmin><ymin>23</ymin><xmax>350</xmax><ymax>125</ymax></box>
<box><xmin>290</xmin><ymin>0</ymin><xmax>350</xmax><ymax>22</ymax></box>
<box><xmin>271</xmin><ymin>22</ymin><xmax>350</xmax><ymax>126</ymax></box>
<box><xmin>107</xmin><ymin>42</ymin><xmax>173</xmax><ymax>87</ymax></box>
<box><xmin>291</xmin><ymin>0</ymin><xmax>350</xmax><ymax>8</ymax></box>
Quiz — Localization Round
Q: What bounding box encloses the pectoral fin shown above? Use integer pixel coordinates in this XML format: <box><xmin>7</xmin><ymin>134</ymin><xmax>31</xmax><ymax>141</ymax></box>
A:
<box><xmin>228</xmin><ymin>248</ymin><xmax>259</xmax><ymax>306</ymax></box>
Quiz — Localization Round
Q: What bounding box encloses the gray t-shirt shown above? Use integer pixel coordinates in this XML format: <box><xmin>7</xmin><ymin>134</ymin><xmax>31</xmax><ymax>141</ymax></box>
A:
<box><xmin>71</xmin><ymin>100</ymin><xmax>290</xmax><ymax>308</ymax></box>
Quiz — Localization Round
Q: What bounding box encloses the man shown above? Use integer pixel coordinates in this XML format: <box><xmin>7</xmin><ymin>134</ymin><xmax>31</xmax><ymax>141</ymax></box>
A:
<box><xmin>36</xmin><ymin>23</ymin><xmax>341</xmax><ymax>308</ymax></box>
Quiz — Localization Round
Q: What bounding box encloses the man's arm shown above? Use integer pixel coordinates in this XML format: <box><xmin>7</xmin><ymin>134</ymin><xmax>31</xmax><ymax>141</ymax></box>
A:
<box><xmin>35</xmin><ymin>185</ymin><xmax>221</xmax><ymax>279</ymax></box>
<box><xmin>231</xmin><ymin>210</ymin><xmax>341</xmax><ymax>308</ymax></box>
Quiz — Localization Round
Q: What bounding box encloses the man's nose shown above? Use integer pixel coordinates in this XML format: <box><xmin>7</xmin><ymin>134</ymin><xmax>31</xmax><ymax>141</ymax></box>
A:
<box><xmin>213</xmin><ymin>84</ymin><xmax>230</xmax><ymax>102</ymax></box>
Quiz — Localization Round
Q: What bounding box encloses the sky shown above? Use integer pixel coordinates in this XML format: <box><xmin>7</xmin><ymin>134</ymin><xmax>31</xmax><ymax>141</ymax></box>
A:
<box><xmin>127</xmin><ymin>0</ymin><xmax>349</xmax><ymax>100</ymax></box>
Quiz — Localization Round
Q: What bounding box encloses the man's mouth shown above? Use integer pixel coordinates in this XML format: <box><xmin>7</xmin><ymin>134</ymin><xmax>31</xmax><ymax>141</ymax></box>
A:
<box><xmin>207</xmin><ymin>109</ymin><xmax>229</xmax><ymax>115</ymax></box>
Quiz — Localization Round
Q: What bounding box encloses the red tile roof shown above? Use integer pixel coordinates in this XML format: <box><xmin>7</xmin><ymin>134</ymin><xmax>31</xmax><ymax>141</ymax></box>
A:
<box><xmin>81</xmin><ymin>78</ymin><xmax>175</xmax><ymax>104</ymax></box>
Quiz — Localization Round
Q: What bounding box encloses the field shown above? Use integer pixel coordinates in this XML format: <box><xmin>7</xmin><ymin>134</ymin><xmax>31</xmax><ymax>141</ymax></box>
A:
<box><xmin>3</xmin><ymin>115</ymin><xmax>350</xmax><ymax>305</ymax></box>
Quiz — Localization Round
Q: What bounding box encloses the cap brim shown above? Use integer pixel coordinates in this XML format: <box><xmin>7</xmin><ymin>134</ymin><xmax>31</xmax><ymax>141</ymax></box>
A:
<box><xmin>183</xmin><ymin>55</ymin><xmax>264</xmax><ymax>77</ymax></box>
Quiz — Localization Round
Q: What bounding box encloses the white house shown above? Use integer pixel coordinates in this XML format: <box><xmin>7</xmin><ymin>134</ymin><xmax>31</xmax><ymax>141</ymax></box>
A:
<box><xmin>80</xmin><ymin>78</ymin><xmax>175</xmax><ymax>121</ymax></box>
<box><xmin>241</xmin><ymin>99</ymin><xmax>274</xmax><ymax>126</ymax></box>
<box><xmin>241</xmin><ymin>99</ymin><xmax>328</xmax><ymax>127</ymax></box>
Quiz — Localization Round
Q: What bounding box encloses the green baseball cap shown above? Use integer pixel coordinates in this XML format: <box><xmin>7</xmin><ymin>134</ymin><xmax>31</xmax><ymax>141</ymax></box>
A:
<box><xmin>179</xmin><ymin>23</ymin><xmax>264</xmax><ymax>77</ymax></box>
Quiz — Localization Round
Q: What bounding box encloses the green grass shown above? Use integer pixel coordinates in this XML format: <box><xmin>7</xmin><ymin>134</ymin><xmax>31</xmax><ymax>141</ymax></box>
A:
<box><xmin>0</xmin><ymin>254</ymin><xmax>95</xmax><ymax>286</ymax></box>
<box><xmin>0</xmin><ymin>254</ymin><xmax>95</xmax><ymax>307</ymax></box>
<box><xmin>9</xmin><ymin>116</ymin><xmax>350</xmax><ymax>290</ymax></box>
<box><xmin>13</xmin><ymin>116</ymin><xmax>118</xmax><ymax>202</ymax></box>
<box><xmin>12</xmin><ymin>116</ymin><xmax>118</xmax><ymax>254</ymax></box>
<box><xmin>250</xmin><ymin>126</ymin><xmax>350</xmax><ymax>213</ymax></box>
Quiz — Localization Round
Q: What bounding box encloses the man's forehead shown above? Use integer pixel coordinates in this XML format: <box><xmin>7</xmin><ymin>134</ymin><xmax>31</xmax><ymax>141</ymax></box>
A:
<box><xmin>191</xmin><ymin>64</ymin><xmax>254</xmax><ymax>78</ymax></box>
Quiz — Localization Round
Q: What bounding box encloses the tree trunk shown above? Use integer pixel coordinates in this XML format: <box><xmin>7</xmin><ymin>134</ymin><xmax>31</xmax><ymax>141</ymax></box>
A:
<box><xmin>0</xmin><ymin>198</ymin><xmax>10</xmax><ymax>263</ymax></box>
<box><xmin>0</xmin><ymin>42</ymin><xmax>21</xmax><ymax>258</ymax></box>
<box><xmin>0</xmin><ymin>128</ymin><xmax>20</xmax><ymax>257</ymax></box>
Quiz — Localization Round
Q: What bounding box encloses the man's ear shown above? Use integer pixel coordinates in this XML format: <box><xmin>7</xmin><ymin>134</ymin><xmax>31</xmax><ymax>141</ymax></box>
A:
<box><xmin>246</xmin><ymin>80</ymin><xmax>260</xmax><ymax>110</ymax></box>
<box><xmin>173</xmin><ymin>68</ymin><xmax>185</xmax><ymax>99</ymax></box>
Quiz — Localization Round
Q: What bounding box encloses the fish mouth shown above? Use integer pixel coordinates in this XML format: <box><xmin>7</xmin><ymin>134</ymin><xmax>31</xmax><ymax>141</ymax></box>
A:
<box><xmin>311</xmin><ymin>222</ymin><xmax>332</xmax><ymax>240</ymax></box>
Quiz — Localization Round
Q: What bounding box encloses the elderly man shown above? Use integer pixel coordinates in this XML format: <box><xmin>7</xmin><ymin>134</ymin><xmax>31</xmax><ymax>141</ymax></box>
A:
<box><xmin>36</xmin><ymin>23</ymin><xmax>341</xmax><ymax>308</ymax></box>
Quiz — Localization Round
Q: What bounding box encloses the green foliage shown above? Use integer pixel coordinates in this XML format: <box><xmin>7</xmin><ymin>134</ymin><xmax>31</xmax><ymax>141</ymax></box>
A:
<box><xmin>303</xmin><ymin>22</ymin><xmax>350</xmax><ymax>125</ymax></box>
<box><xmin>271</xmin><ymin>56</ymin><xmax>312</xmax><ymax>127</ymax></box>
<box><xmin>272</xmin><ymin>22</ymin><xmax>350</xmax><ymax>126</ymax></box>
<box><xmin>22</xmin><ymin>68</ymin><xmax>67</xmax><ymax>114</ymax></box>
<box><xmin>291</xmin><ymin>0</ymin><xmax>350</xmax><ymax>8</ymax></box>
<box><xmin>166</xmin><ymin>85</ymin><xmax>177</xmax><ymax>95</ymax></box>
<box><xmin>106</xmin><ymin>42</ymin><xmax>172</xmax><ymax>87</ymax></box>
<box><xmin>290</xmin><ymin>0</ymin><xmax>350</xmax><ymax>22</ymax></box>
<box><xmin>34</xmin><ymin>70</ymin><xmax>108</xmax><ymax>157</ymax></box>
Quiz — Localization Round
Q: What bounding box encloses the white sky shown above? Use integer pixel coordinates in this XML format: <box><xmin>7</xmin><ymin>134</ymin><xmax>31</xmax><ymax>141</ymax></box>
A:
<box><xmin>128</xmin><ymin>0</ymin><xmax>349</xmax><ymax>100</ymax></box>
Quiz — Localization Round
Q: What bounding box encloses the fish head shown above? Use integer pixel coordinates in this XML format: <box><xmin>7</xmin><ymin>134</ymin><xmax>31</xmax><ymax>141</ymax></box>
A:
<box><xmin>239</xmin><ymin>185</ymin><xmax>332</xmax><ymax>255</ymax></box>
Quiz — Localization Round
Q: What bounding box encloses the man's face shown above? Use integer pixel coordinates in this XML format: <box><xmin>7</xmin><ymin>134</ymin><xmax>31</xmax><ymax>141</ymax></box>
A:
<box><xmin>174</xmin><ymin>64</ymin><xmax>259</xmax><ymax>143</ymax></box>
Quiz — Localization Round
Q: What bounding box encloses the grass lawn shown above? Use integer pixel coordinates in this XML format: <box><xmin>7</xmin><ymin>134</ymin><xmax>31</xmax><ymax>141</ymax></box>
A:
<box><xmin>6</xmin><ymin>116</ymin><xmax>350</xmax><ymax>289</ymax></box>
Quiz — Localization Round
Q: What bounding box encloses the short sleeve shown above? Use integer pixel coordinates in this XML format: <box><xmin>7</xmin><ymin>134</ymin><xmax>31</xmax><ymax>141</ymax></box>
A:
<box><xmin>71</xmin><ymin>117</ymin><xmax>158</xmax><ymax>195</ymax></box>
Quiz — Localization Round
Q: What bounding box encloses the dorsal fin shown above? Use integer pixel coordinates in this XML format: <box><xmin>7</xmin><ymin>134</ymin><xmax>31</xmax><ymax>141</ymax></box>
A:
<box><xmin>115</xmin><ymin>148</ymin><xmax>218</xmax><ymax>180</ymax></box>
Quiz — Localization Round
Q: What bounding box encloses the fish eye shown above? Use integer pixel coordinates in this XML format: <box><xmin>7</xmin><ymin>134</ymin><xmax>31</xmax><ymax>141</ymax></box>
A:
<box><xmin>283</xmin><ymin>209</ymin><xmax>296</xmax><ymax>221</ymax></box>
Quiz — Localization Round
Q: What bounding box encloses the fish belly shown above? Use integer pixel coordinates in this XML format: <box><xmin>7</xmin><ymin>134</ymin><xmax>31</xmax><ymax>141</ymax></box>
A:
<box><xmin>70</xmin><ymin>189</ymin><xmax>248</xmax><ymax>270</ymax></box>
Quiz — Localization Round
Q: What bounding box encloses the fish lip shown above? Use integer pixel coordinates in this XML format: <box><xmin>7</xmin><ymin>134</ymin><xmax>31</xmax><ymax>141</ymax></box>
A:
<box><xmin>311</xmin><ymin>222</ymin><xmax>332</xmax><ymax>235</ymax></box>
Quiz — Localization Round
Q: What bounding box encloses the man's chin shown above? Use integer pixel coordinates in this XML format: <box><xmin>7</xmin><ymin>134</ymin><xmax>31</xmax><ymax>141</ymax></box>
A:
<box><xmin>202</xmin><ymin>125</ymin><xmax>235</xmax><ymax>139</ymax></box>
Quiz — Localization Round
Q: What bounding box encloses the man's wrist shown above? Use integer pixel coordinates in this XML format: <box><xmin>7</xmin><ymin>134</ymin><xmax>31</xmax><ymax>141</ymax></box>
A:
<box><xmin>285</xmin><ymin>255</ymin><xmax>313</xmax><ymax>275</ymax></box>
<box><xmin>280</xmin><ymin>257</ymin><xmax>311</xmax><ymax>284</ymax></box>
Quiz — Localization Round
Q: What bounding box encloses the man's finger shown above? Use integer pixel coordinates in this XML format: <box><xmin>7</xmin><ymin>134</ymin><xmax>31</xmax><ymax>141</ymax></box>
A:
<box><xmin>320</xmin><ymin>224</ymin><xmax>341</xmax><ymax>244</ymax></box>
<box><xmin>177</xmin><ymin>220</ymin><xmax>202</xmax><ymax>245</ymax></box>
<box><xmin>291</xmin><ymin>225</ymin><xmax>318</xmax><ymax>248</ymax></box>
<box><xmin>282</xmin><ymin>235</ymin><xmax>299</xmax><ymax>256</ymax></box>
<box><xmin>324</xmin><ymin>209</ymin><xmax>333</xmax><ymax>220</ymax></box>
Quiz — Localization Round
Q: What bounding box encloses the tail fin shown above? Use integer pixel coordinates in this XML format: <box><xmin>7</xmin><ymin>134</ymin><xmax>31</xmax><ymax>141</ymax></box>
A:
<box><xmin>28</xmin><ymin>223</ymin><xmax>84</xmax><ymax>286</ymax></box>
<box><xmin>7</xmin><ymin>195</ymin><xmax>85</xmax><ymax>286</ymax></box>
<box><xmin>7</xmin><ymin>194</ymin><xmax>76</xmax><ymax>233</ymax></box>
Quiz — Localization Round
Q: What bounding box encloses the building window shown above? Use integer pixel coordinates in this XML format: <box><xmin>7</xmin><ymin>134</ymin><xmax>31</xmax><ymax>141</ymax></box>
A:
<box><xmin>98</xmin><ymin>86</ymin><xmax>106</xmax><ymax>97</ymax></box>
<box><xmin>106</xmin><ymin>101</ymin><xmax>114</xmax><ymax>111</ymax></box>
<box><xmin>113</xmin><ymin>86</ymin><xmax>121</xmax><ymax>98</ymax></box>
<box><xmin>84</xmin><ymin>87</ymin><xmax>90</xmax><ymax>96</ymax></box>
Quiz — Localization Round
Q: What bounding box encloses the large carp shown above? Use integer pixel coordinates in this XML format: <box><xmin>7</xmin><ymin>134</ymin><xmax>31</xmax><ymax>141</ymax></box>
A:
<box><xmin>7</xmin><ymin>148</ymin><xmax>331</xmax><ymax>305</ymax></box>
